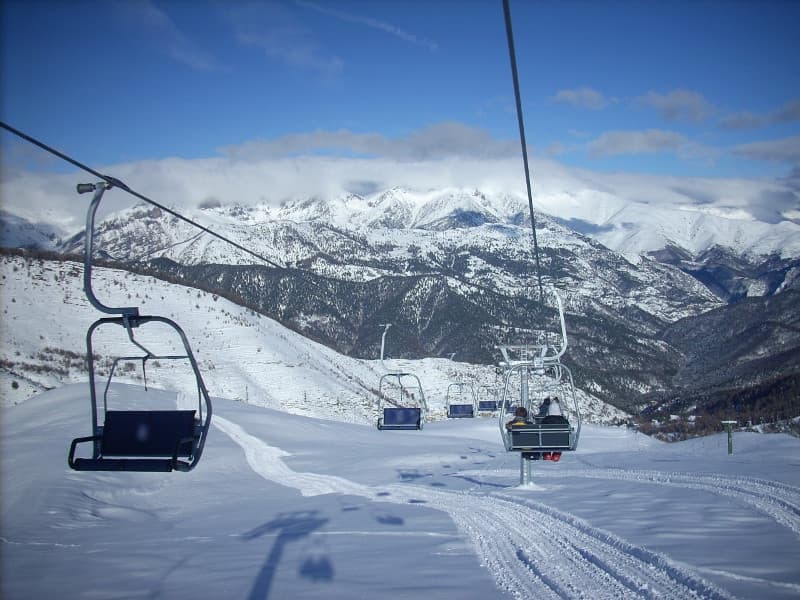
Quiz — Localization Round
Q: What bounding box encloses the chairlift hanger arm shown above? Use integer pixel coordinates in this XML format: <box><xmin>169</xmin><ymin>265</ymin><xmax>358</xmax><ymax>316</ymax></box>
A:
<box><xmin>79</xmin><ymin>183</ymin><xmax>139</xmax><ymax>317</ymax></box>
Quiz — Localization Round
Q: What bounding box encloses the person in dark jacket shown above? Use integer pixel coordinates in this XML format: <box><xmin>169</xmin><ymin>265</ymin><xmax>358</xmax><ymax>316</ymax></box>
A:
<box><xmin>537</xmin><ymin>397</ymin><xmax>551</xmax><ymax>418</ymax></box>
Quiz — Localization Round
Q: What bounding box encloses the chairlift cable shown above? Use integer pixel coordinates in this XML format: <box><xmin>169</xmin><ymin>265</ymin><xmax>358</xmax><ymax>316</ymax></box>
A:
<box><xmin>0</xmin><ymin>120</ymin><xmax>286</xmax><ymax>272</ymax></box>
<box><xmin>502</xmin><ymin>0</ymin><xmax>545</xmax><ymax>303</ymax></box>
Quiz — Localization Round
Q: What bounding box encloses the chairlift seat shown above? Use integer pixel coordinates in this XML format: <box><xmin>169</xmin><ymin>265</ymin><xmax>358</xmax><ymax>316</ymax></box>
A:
<box><xmin>69</xmin><ymin>410</ymin><xmax>198</xmax><ymax>472</ymax></box>
<box><xmin>508</xmin><ymin>420</ymin><xmax>573</xmax><ymax>451</ymax></box>
<box><xmin>478</xmin><ymin>400</ymin><xmax>498</xmax><ymax>412</ymax></box>
<box><xmin>447</xmin><ymin>404</ymin><xmax>475</xmax><ymax>418</ymax></box>
<box><xmin>378</xmin><ymin>407</ymin><xmax>421</xmax><ymax>430</ymax></box>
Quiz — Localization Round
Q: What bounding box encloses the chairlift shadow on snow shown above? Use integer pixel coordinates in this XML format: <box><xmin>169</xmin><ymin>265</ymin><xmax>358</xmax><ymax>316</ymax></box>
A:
<box><xmin>241</xmin><ymin>510</ymin><xmax>332</xmax><ymax>600</ymax></box>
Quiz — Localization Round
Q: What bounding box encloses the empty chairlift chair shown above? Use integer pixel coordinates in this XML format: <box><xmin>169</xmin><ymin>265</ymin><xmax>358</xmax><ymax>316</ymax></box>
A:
<box><xmin>446</xmin><ymin>382</ymin><xmax>477</xmax><ymax>418</ymax></box>
<box><xmin>67</xmin><ymin>181</ymin><xmax>212</xmax><ymax>472</ymax></box>
<box><xmin>68</xmin><ymin>316</ymin><xmax>213</xmax><ymax>472</ymax></box>
<box><xmin>377</xmin><ymin>372</ymin><xmax>427</xmax><ymax>430</ymax></box>
<box><xmin>477</xmin><ymin>385</ymin><xmax>499</xmax><ymax>413</ymax></box>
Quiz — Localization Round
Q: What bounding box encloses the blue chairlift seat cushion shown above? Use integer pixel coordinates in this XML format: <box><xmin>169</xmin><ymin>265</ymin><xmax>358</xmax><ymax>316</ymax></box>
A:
<box><xmin>447</xmin><ymin>404</ymin><xmax>474</xmax><ymax>418</ymax></box>
<box><xmin>380</xmin><ymin>407</ymin><xmax>421</xmax><ymax>429</ymax></box>
<box><xmin>101</xmin><ymin>410</ymin><xmax>197</xmax><ymax>457</ymax></box>
<box><xmin>478</xmin><ymin>400</ymin><xmax>498</xmax><ymax>411</ymax></box>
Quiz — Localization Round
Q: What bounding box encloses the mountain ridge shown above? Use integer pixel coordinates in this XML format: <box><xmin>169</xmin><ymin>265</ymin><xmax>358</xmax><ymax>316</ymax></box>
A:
<box><xmin>1</xmin><ymin>184</ymin><xmax>799</xmax><ymax>423</ymax></box>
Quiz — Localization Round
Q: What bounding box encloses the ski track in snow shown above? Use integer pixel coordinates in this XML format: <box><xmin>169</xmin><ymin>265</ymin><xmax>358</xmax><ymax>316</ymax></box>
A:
<box><xmin>496</xmin><ymin>467</ymin><xmax>800</xmax><ymax>540</ymax></box>
<box><xmin>214</xmin><ymin>416</ymin><xmax>734</xmax><ymax>600</ymax></box>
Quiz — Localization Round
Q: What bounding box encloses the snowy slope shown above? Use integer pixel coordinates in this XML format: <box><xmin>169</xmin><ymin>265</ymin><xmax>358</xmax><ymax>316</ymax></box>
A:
<box><xmin>0</xmin><ymin>210</ymin><xmax>64</xmax><ymax>249</ymax></box>
<box><xmin>1</xmin><ymin>384</ymin><xmax>799</xmax><ymax>599</ymax></box>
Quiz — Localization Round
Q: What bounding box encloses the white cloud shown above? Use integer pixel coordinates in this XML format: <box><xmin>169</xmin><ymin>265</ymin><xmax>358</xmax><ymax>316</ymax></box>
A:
<box><xmin>722</xmin><ymin>100</ymin><xmax>800</xmax><ymax>130</ymax></box>
<box><xmin>774</xmin><ymin>99</ymin><xmax>800</xmax><ymax>123</ymax></box>
<box><xmin>587</xmin><ymin>129</ymin><xmax>717</xmax><ymax>162</ymax></box>
<box><xmin>637</xmin><ymin>89</ymin><xmax>714</xmax><ymax>122</ymax></box>
<box><xmin>294</xmin><ymin>0</ymin><xmax>438</xmax><ymax>52</ymax></box>
<box><xmin>0</xmin><ymin>125</ymin><xmax>794</xmax><ymax>242</ymax></box>
<box><xmin>220</xmin><ymin>123</ymin><xmax>518</xmax><ymax>161</ymax></box>
<box><xmin>733</xmin><ymin>135</ymin><xmax>800</xmax><ymax>163</ymax></box>
<box><xmin>118</xmin><ymin>0</ymin><xmax>221</xmax><ymax>71</ymax></box>
<box><xmin>719</xmin><ymin>111</ymin><xmax>764</xmax><ymax>130</ymax></box>
<box><xmin>236</xmin><ymin>30</ymin><xmax>344</xmax><ymax>75</ymax></box>
<box><xmin>589</xmin><ymin>129</ymin><xmax>686</xmax><ymax>156</ymax></box>
<box><xmin>552</xmin><ymin>87</ymin><xmax>611</xmax><ymax>110</ymax></box>
<box><xmin>225</xmin><ymin>2</ymin><xmax>343</xmax><ymax>77</ymax></box>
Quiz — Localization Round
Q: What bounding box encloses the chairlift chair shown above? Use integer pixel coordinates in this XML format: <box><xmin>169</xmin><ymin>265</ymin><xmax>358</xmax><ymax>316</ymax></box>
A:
<box><xmin>445</xmin><ymin>382</ymin><xmax>477</xmax><ymax>418</ymax></box>
<box><xmin>68</xmin><ymin>316</ymin><xmax>213</xmax><ymax>472</ymax></box>
<box><xmin>496</xmin><ymin>290</ymin><xmax>581</xmax><ymax>461</ymax></box>
<box><xmin>68</xmin><ymin>182</ymin><xmax>212</xmax><ymax>472</ymax></box>
<box><xmin>377</xmin><ymin>372</ymin><xmax>428</xmax><ymax>430</ymax></box>
<box><xmin>498</xmin><ymin>361</ymin><xmax>580</xmax><ymax>458</ymax></box>
<box><xmin>477</xmin><ymin>384</ymin><xmax>499</xmax><ymax>413</ymax></box>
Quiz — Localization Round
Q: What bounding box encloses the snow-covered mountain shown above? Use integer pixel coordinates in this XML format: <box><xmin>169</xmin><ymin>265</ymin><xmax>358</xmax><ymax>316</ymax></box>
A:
<box><xmin>6</xmin><ymin>179</ymin><xmax>798</xmax><ymax>262</ymax></box>
<box><xmin>0</xmin><ymin>209</ymin><xmax>63</xmax><ymax>249</ymax></box>
<box><xmin>271</xmin><ymin>185</ymin><xmax>800</xmax><ymax>261</ymax></box>
<box><xmin>50</xmin><ymin>186</ymin><xmax>798</xmax><ymax>303</ymax></box>
<box><xmin>0</xmin><ymin>252</ymin><xmax>625</xmax><ymax>426</ymax></box>
<box><xmin>2</xmin><ymin>183</ymin><xmax>799</xmax><ymax>419</ymax></box>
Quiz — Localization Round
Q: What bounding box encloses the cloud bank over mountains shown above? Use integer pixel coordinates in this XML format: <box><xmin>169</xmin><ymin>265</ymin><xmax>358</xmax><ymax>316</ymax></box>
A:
<box><xmin>1</xmin><ymin>122</ymin><xmax>798</xmax><ymax>244</ymax></box>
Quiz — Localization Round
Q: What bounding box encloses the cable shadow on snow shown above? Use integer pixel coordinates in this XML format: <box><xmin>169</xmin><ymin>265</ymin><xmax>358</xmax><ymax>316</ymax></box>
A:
<box><xmin>241</xmin><ymin>510</ymin><xmax>332</xmax><ymax>600</ymax></box>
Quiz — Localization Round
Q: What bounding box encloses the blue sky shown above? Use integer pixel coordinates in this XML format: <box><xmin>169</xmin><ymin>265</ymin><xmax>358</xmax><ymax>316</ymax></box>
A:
<box><xmin>1</xmin><ymin>0</ymin><xmax>799</xmax><ymax>238</ymax></box>
<box><xmin>2</xmin><ymin>0</ymin><xmax>798</xmax><ymax>179</ymax></box>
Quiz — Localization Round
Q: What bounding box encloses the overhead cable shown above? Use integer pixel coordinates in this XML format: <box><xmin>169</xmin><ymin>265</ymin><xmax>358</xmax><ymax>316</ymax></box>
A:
<box><xmin>0</xmin><ymin>120</ymin><xmax>286</xmax><ymax>271</ymax></box>
<box><xmin>502</xmin><ymin>0</ymin><xmax>545</xmax><ymax>303</ymax></box>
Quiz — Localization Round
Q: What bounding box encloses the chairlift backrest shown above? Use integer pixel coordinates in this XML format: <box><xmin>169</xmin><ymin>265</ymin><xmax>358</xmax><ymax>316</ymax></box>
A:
<box><xmin>477</xmin><ymin>385</ymin><xmax>499</xmax><ymax>411</ymax></box>
<box><xmin>377</xmin><ymin>372</ymin><xmax>428</xmax><ymax>415</ymax></box>
<box><xmin>445</xmin><ymin>382</ymin><xmax>477</xmax><ymax>409</ymax></box>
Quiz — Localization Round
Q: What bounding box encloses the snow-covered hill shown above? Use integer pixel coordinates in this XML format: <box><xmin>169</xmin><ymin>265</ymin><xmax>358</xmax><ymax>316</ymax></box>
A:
<box><xmin>49</xmin><ymin>184</ymin><xmax>797</xmax><ymax>315</ymax></box>
<box><xmin>0</xmin><ymin>209</ymin><xmax>63</xmax><ymax>249</ymax></box>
